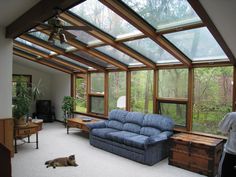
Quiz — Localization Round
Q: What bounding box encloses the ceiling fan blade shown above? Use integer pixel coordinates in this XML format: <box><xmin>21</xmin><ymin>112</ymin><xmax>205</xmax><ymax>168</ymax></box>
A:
<box><xmin>63</xmin><ymin>26</ymin><xmax>92</xmax><ymax>31</ymax></box>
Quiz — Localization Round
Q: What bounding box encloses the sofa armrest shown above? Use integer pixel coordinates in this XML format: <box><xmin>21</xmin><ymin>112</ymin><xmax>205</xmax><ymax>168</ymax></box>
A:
<box><xmin>87</xmin><ymin>120</ymin><xmax>108</xmax><ymax>130</ymax></box>
<box><xmin>147</xmin><ymin>131</ymin><xmax>173</xmax><ymax>145</ymax></box>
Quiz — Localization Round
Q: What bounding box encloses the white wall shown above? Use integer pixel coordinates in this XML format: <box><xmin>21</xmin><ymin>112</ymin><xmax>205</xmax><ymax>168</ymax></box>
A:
<box><xmin>51</xmin><ymin>73</ymin><xmax>71</xmax><ymax>121</ymax></box>
<box><xmin>0</xmin><ymin>27</ymin><xmax>13</xmax><ymax>119</ymax></box>
<box><xmin>13</xmin><ymin>61</ymin><xmax>53</xmax><ymax>115</ymax></box>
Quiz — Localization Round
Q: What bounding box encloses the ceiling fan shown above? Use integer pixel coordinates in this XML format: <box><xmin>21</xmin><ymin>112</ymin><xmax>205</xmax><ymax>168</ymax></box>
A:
<box><xmin>30</xmin><ymin>8</ymin><xmax>92</xmax><ymax>44</ymax></box>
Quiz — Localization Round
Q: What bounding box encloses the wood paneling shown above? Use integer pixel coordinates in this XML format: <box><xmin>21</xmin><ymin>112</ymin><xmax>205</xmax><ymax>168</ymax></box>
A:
<box><xmin>0</xmin><ymin>118</ymin><xmax>14</xmax><ymax>157</ymax></box>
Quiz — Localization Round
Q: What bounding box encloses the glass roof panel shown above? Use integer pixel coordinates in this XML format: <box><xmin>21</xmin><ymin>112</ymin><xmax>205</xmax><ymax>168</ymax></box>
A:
<box><xmin>74</xmin><ymin>51</ymin><xmax>114</xmax><ymax>68</ymax></box>
<box><xmin>122</xmin><ymin>0</ymin><xmax>202</xmax><ymax>31</ymax></box>
<box><xmin>124</xmin><ymin>38</ymin><xmax>179</xmax><ymax>63</ymax></box>
<box><xmin>15</xmin><ymin>38</ymin><xmax>54</xmax><ymax>55</ymax></box>
<box><xmin>96</xmin><ymin>45</ymin><xmax>142</xmax><ymax>66</ymax></box>
<box><xmin>57</xmin><ymin>55</ymin><xmax>92</xmax><ymax>69</ymax></box>
<box><xmin>68</xmin><ymin>30</ymin><xmax>101</xmax><ymax>45</ymax></box>
<box><xmin>69</xmin><ymin>0</ymin><xmax>143</xmax><ymax>38</ymax></box>
<box><xmin>164</xmin><ymin>27</ymin><xmax>228</xmax><ymax>61</ymax></box>
<box><xmin>29</xmin><ymin>31</ymin><xmax>76</xmax><ymax>51</ymax></box>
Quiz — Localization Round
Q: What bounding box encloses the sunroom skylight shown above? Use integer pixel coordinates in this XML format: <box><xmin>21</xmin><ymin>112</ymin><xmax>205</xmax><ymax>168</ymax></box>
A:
<box><xmin>122</xmin><ymin>0</ymin><xmax>202</xmax><ymax>31</ymax></box>
<box><xmin>164</xmin><ymin>27</ymin><xmax>228</xmax><ymax>61</ymax></box>
<box><xmin>74</xmin><ymin>51</ymin><xmax>114</xmax><ymax>68</ymax></box>
<box><xmin>69</xmin><ymin>0</ymin><xmax>143</xmax><ymax>38</ymax></box>
<box><xmin>124</xmin><ymin>38</ymin><xmax>179</xmax><ymax>64</ymax></box>
<box><xmin>15</xmin><ymin>38</ymin><xmax>53</xmax><ymax>55</ymax></box>
<box><xmin>96</xmin><ymin>45</ymin><xmax>143</xmax><ymax>66</ymax></box>
<box><xmin>57</xmin><ymin>55</ymin><xmax>93</xmax><ymax>69</ymax></box>
<box><xmin>67</xmin><ymin>30</ymin><xmax>102</xmax><ymax>45</ymax></box>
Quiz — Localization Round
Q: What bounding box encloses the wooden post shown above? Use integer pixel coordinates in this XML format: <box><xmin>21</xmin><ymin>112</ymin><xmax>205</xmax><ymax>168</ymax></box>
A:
<box><xmin>104</xmin><ymin>71</ymin><xmax>109</xmax><ymax>116</ymax></box>
<box><xmin>153</xmin><ymin>69</ymin><xmax>158</xmax><ymax>113</ymax></box>
<box><xmin>187</xmin><ymin>68</ymin><xmax>194</xmax><ymax>131</ymax></box>
<box><xmin>126</xmin><ymin>71</ymin><xmax>131</xmax><ymax>111</ymax></box>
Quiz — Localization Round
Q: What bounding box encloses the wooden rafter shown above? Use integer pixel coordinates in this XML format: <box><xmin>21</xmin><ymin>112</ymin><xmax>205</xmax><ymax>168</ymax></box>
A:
<box><xmin>13</xmin><ymin>41</ymin><xmax>88</xmax><ymax>73</ymax></box>
<box><xmin>100</xmin><ymin>0</ymin><xmax>192</xmax><ymax>67</ymax></box>
<box><xmin>6</xmin><ymin>0</ymin><xmax>86</xmax><ymax>38</ymax></box>
<box><xmin>19</xmin><ymin>34</ymin><xmax>105</xmax><ymax>71</ymax></box>
<box><xmin>13</xmin><ymin>49</ymin><xmax>72</xmax><ymax>74</ymax></box>
<box><xmin>60</xmin><ymin>12</ymin><xmax>156</xmax><ymax>69</ymax></box>
<box><xmin>187</xmin><ymin>0</ymin><xmax>236</xmax><ymax>65</ymax></box>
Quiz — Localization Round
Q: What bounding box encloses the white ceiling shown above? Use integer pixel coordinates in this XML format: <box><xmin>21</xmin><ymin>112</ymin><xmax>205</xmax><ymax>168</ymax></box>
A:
<box><xmin>0</xmin><ymin>0</ymin><xmax>40</xmax><ymax>27</ymax></box>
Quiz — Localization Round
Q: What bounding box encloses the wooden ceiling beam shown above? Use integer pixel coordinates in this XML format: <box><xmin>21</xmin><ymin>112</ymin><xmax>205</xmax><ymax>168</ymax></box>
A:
<box><xmin>19</xmin><ymin>34</ymin><xmax>105</xmax><ymax>71</ymax></box>
<box><xmin>100</xmin><ymin>0</ymin><xmax>192</xmax><ymax>67</ymax></box>
<box><xmin>187</xmin><ymin>0</ymin><xmax>236</xmax><ymax>65</ymax></box>
<box><xmin>13</xmin><ymin>41</ymin><xmax>88</xmax><ymax>72</ymax></box>
<box><xmin>6</xmin><ymin>0</ymin><xmax>86</xmax><ymax>38</ymax></box>
<box><xmin>60</xmin><ymin>12</ymin><xmax>156</xmax><ymax>69</ymax></box>
<box><xmin>13</xmin><ymin>49</ymin><xmax>72</xmax><ymax>74</ymax></box>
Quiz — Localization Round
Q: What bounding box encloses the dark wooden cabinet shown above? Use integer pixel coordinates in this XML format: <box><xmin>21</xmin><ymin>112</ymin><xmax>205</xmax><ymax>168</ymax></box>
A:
<box><xmin>169</xmin><ymin>133</ymin><xmax>224</xmax><ymax>177</ymax></box>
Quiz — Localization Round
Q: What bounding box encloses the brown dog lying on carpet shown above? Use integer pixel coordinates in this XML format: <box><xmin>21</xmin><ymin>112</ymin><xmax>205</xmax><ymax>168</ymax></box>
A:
<box><xmin>45</xmin><ymin>155</ymin><xmax>78</xmax><ymax>168</ymax></box>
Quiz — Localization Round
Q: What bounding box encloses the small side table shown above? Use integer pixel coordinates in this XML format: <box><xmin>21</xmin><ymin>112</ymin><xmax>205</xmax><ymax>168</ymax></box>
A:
<box><xmin>14</xmin><ymin>123</ymin><xmax>39</xmax><ymax>153</ymax></box>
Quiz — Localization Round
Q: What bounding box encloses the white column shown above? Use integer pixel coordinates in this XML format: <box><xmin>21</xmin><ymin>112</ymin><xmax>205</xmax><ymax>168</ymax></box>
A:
<box><xmin>0</xmin><ymin>27</ymin><xmax>13</xmax><ymax>118</ymax></box>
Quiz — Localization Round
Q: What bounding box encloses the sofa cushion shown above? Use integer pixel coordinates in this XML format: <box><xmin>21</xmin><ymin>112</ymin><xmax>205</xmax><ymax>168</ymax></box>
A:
<box><xmin>107</xmin><ymin>131</ymin><xmax>137</xmax><ymax>143</ymax></box>
<box><xmin>91</xmin><ymin>128</ymin><xmax>119</xmax><ymax>139</ymax></box>
<box><xmin>143</xmin><ymin>114</ymin><xmax>174</xmax><ymax>131</ymax></box>
<box><xmin>140</xmin><ymin>127</ymin><xmax>161</xmax><ymax>137</ymax></box>
<box><xmin>123</xmin><ymin>135</ymin><xmax>149</xmax><ymax>149</ymax></box>
<box><xmin>107</xmin><ymin>120</ymin><xmax>123</xmax><ymax>130</ymax></box>
<box><xmin>125</xmin><ymin>112</ymin><xmax>144</xmax><ymax>125</ymax></box>
<box><xmin>109</xmin><ymin>109</ymin><xmax>129</xmax><ymax>123</ymax></box>
<box><xmin>123</xmin><ymin>123</ymin><xmax>141</xmax><ymax>134</ymax></box>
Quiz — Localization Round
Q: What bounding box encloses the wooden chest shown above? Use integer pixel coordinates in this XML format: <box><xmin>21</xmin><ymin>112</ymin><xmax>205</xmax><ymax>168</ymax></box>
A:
<box><xmin>169</xmin><ymin>133</ymin><xmax>224</xmax><ymax>177</ymax></box>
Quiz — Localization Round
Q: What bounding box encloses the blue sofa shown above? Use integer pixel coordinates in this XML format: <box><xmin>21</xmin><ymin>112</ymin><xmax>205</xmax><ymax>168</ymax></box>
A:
<box><xmin>87</xmin><ymin>110</ymin><xmax>174</xmax><ymax>165</ymax></box>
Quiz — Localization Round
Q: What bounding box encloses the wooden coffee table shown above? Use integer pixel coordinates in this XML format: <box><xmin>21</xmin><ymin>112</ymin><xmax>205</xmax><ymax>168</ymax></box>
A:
<box><xmin>67</xmin><ymin>117</ymin><xmax>99</xmax><ymax>134</ymax></box>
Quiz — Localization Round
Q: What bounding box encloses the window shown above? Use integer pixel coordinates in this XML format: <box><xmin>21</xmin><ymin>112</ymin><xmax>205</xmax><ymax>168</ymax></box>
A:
<box><xmin>193</xmin><ymin>67</ymin><xmax>233</xmax><ymax>135</ymax></box>
<box><xmin>75</xmin><ymin>76</ymin><xmax>87</xmax><ymax>113</ymax></box>
<box><xmin>164</xmin><ymin>27</ymin><xmax>227</xmax><ymax>61</ymax></box>
<box><xmin>158</xmin><ymin>69</ymin><xmax>188</xmax><ymax>127</ymax></box>
<box><xmin>90</xmin><ymin>96</ymin><xmax>104</xmax><ymax>115</ymax></box>
<box><xmin>158</xmin><ymin>101</ymin><xmax>187</xmax><ymax>126</ymax></box>
<box><xmin>108</xmin><ymin>72</ymin><xmax>126</xmax><ymax>112</ymax></box>
<box><xmin>89</xmin><ymin>73</ymin><xmax>105</xmax><ymax>115</ymax></box>
<box><xmin>158</xmin><ymin>69</ymin><xmax>188</xmax><ymax>98</ymax></box>
<box><xmin>90</xmin><ymin>73</ymin><xmax>104</xmax><ymax>94</ymax></box>
<box><xmin>124</xmin><ymin>38</ymin><xmax>179</xmax><ymax>64</ymax></box>
<box><xmin>70</xmin><ymin>0</ymin><xmax>142</xmax><ymax>38</ymax></box>
<box><xmin>12</xmin><ymin>75</ymin><xmax>32</xmax><ymax>98</ymax></box>
<box><xmin>131</xmin><ymin>70</ymin><xmax>153</xmax><ymax>113</ymax></box>
<box><xmin>122</xmin><ymin>0</ymin><xmax>201</xmax><ymax>31</ymax></box>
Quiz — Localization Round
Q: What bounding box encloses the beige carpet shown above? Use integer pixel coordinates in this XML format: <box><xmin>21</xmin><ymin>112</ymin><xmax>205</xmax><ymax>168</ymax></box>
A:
<box><xmin>12</xmin><ymin>122</ymin><xmax>206</xmax><ymax>177</ymax></box>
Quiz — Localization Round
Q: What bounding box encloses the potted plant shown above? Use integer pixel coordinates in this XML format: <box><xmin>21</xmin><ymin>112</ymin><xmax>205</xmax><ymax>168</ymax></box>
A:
<box><xmin>61</xmin><ymin>96</ymin><xmax>75</xmax><ymax>118</ymax></box>
<box><xmin>62</xmin><ymin>96</ymin><xmax>75</xmax><ymax>127</ymax></box>
<box><xmin>12</xmin><ymin>79</ymin><xmax>32</xmax><ymax>126</ymax></box>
